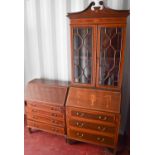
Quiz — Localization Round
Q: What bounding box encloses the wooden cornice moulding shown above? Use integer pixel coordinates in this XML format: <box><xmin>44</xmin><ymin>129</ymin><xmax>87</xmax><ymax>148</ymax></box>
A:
<box><xmin>67</xmin><ymin>1</ymin><xmax>129</xmax><ymax>19</ymax></box>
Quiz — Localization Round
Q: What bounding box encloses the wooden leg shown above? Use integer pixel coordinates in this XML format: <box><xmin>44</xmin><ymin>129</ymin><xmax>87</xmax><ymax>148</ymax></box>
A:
<box><xmin>65</xmin><ymin>138</ymin><xmax>77</xmax><ymax>145</ymax></box>
<box><xmin>113</xmin><ymin>148</ymin><xmax>117</xmax><ymax>155</ymax></box>
<box><xmin>104</xmin><ymin>147</ymin><xmax>117</xmax><ymax>155</ymax></box>
<box><xmin>28</xmin><ymin>127</ymin><xmax>32</xmax><ymax>133</ymax></box>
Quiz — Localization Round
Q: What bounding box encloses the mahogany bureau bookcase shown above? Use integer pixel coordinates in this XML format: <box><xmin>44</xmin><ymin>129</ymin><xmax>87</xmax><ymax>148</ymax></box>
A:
<box><xmin>66</xmin><ymin>1</ymin><xmax>129</xmax><ymax>153</ymax></box>
<box><xmin>25</xmin><ymin>79</ymin><xmax>69</xmax><ymax>136</ymax></box>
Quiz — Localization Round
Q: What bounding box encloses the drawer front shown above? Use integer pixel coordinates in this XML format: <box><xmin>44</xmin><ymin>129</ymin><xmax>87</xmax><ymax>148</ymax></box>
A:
<box><xmin>27</xmin><ymin>102</ymin><xmax>64</xmax><ymax>113</ymax></box>
<box><xmin>69</xmin><ymin>119</ymin><xmax>115</xmax><ymax>135</ymax></box>
<box><xmin>27</xmin><ymin>113</ymin><xmax>64</xmax><ymax>127</ymax></box>
<box><xmin>26</xmin><ymin>106</ymin><xmax>64</xmax><ymax>119</ymax></box>
<box><xmin>68</xmin><ymin>128</ymin><xmax>114</xmax><ymax>146</ymax></box>
<box><xmin>27</xmin><ymin>120</ymin><xmax>64</xmax><ymax>135</ymax></box>
<box><xmin>70</xmin><ymin>109</ymin><xmax>115</xmax><ymax>123</ymax></box>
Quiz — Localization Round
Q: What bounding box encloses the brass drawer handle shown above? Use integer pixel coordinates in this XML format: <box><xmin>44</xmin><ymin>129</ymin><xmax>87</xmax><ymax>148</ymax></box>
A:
<box><xmin>31</xmin><ymin>104</ymin><xmax>36</xmax><ymax>107</ymax></box>
<box><xmin>98</xmin><ymin>116</ymin><xmax>107</xmax><ymax>120</ymax></box>
<box><xmin>76</xmin><ymin>132</ymin><xmax>84</xmax><ymax>137</ymax></box>
<box><xmin>52</xmin><ymin>113</ymin><xmax>57</xmax><ymax>117</ymax></box>
<box><xmin>32</xmin><ymin>109</ymin><xmax>38</xmax><ymax>112</ymax></box>
<box><xmin>76</xmin><ymin>122</ymin><xmax>84</xmax><ymax>127</ymax></box>
<box><xmin>97</xmin><ymin>137</ymin><xmax>105</xmax><ymax>142</ymax></box>
<box><xmin>97</xmin><ymin>126</ymin><xmax>106</xmax><ymax>131</ymax></box>
<box><xmin>76</xmin><ymin>112</ymin><xmax>79</xmax><ymax>116</ymax></box>
<box><xmin>76</xmin><ymin>112</ymin><xmax>84</xmax><ymax>117</ymax></box>
<box><xmin>32</xmin><ymin>116</ymin><xmax>38</xmax><ymax>119</ymax></box>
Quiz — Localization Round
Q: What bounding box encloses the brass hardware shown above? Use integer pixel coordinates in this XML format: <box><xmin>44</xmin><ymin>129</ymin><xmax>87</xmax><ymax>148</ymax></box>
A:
<box><xmin>103</xmin><ymin>116</ymin><xmax>107</xmax><ymax>120</ymax></box>
<box><xmin>97</xmin><ymin>137</ymin><xmax>104</xmax><ymax>142</ymax></box>
<box><xmin>98</xmin><ymin>126</ymin><xmax>101</xmax><ymax>130</ymax></box>
<box><xmin>76</xmin><ymin>132</ymin><xmax>84</xmax><ymax>137</ymax></box>
<box><xmin>98</xmin><ymin>116</ymin><xmax>102</xmax><ymax>119</ymax></box>
<box><xmin>98</xmin><ymin>126</ymin><xmax>106</xmax><ymax>131</ymax></box>
<box><xmin>32</xmin><ymin>109</ymin><xmax>37</xmax><ymax>112</ymax></box>
<box><xmin>32</xmin><ymin>116</ymin><xmax>38</xmax><ymax>119</ymax></box>
<box><xmin>102</xmin><ymin>127</ymin><xmax>106</xmax><ymax>131</ymax></box>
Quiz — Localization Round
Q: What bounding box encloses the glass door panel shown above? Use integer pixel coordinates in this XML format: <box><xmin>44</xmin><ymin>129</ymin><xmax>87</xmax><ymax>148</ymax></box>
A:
<box><xmin>97</xmin><ymin>27</ymin><xmax>123</xmax><ymax>87</ymax></box>
<box><xmin>72</xmin><ymin>26</ymin><xmax>95</xmax><ymax>86</ymax></box>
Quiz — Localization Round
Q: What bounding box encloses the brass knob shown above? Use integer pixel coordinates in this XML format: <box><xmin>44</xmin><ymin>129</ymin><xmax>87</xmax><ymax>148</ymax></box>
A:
<box><xmin>98</xmin><ymin>116</ymin><xmax>102</xmax><ymax>119</ymax></box>
<box><xmin>97</xmin><ymin>137</ymin><xmax>104</xmax><ymax>142</ymax></box>
<box><xmin>97</xmin><ymin>137</ymin><xmax>101</xmax><ymax>141</ymax></box>
<box><xmin>102</xmin><ymin>127</ymin><xmax>106</xmax><ymax>131</ymax></box>
<box><xmin>76</xmin><ymin>122</ymin><xmax>79</xmax><ymax>126</ymax></box>
<box><xmin>32</xmin><ymin>109</ymin><xmax>37</xmax><ymax>112</ymax></box>
<box><xmin>101</xmin><ymin>138</ymin><xmax>105</xmax><ymax>142</ymax></box>
<box><xmin>76</xmin><ymin>112</ymin><xmax>79</xmax><ymax>116</ymax></box>
<box><xmin>98</xmin><ymin>126</ymin><xmax>101</xmax><ymax>130</ymax></box>
<box><xmin>33</xmin><ymin>116</ymin><xmax>38</xmax><ymax>119</ymax></box>
<box><xmin>103</xmin><ymin>116</ymin><xmax>107</xmax><ymax>120</ymax></box>
<box><xmin>81</xmin><ymin>123</ymin><xmax>84</xmax><ymax>127</ymax></box>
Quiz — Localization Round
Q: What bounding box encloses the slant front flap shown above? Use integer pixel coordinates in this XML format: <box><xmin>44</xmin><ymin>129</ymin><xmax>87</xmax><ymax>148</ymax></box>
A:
<box><xmin>25</xmin><ymin>79</ymin><xmax>68</xmax><ymax>105</ymax></box>
<box><xmin>66</xmin><ymin>87</ymin><xmax>121</xmax><ymax>113</ymax></box>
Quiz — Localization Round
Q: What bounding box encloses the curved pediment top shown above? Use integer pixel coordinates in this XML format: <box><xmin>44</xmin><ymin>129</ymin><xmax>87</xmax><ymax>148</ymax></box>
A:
<box><xmin>67</xmin><ymin>1</ymin><xmax>129</xmax><ymax>19</ymax></box>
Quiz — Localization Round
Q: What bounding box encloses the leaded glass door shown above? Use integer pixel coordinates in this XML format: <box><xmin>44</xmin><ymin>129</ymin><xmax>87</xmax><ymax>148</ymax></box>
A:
<box><xmin>96</xmin><ymin>26</ymin><xmax>124</xmax><ymax>89</ymax></box>
<box><xmin>71</xmin><ymin>25</ymin><xmax>96</xmax><ymax>87</ymax></box>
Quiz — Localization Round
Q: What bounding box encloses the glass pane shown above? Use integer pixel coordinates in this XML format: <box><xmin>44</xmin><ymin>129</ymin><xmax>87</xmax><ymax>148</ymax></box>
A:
<box><xmin>99</xmin><ymin>27</ymin><xmax>122</xmax><ymax>86</ymax></box>
<box><xmin>73</xmin><ymin>27</ymin><xmax>93</xmax><ymax>84</ymax></box>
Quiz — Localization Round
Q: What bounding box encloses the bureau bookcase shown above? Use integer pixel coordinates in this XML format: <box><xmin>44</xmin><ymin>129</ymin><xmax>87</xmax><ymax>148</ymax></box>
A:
<box><xmin>66</xmin><ymin>2</ymin><xmax>129</xmax><ymax>154</ymax></box>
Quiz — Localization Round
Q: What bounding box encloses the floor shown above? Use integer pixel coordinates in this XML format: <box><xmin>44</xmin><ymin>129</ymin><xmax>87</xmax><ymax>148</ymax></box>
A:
<box><xmin>24</xmin><ymin>121</ymin><xmax>129</xmax><ymax>155</ymax></box>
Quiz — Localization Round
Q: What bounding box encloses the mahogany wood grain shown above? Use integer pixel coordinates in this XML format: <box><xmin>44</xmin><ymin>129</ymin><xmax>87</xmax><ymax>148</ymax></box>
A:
<box><xmin>66</xmin><ymin>87</ymin><xmax>121</xmax><ymax>113</ymax></box>
<box><xmin>27</xmin><ymin>120</ymin><xmax>64</xmax><ymax>136</ymax></box>
<box><xmin>25</xmin><ymin>79</ymin><xmax>68</xmax><ymax>136</ymax></box>
<box><xmin>25</xmin><ymin>79</ymin><xmax>68</xmax><ymax>106</ymax></box>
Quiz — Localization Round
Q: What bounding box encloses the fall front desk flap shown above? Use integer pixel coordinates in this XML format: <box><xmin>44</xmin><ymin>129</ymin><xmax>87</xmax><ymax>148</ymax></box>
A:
<box><xmin>25</xmin><ymin>79</ymin><xmax>69</xmax><ymax>106</ymax></box>
<box><xmin>66</xmin><ymin>87</ymin><xmax>121</xmax><ymax>113</ymax></box>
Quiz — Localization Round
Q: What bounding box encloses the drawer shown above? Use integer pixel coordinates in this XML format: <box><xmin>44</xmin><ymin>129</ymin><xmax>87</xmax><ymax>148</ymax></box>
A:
<box><xmin>27</xmin><ymin>120</ymin><xmax>64</xmax><ymax>135</ymax></box>
<box><xmin>69</xmin><ymin>108</ymin><xmax>115</xmax><ymax>123</ymax></box>
<box><xmin>27</xmin><ymin>101</ymin><xmax>64</xmax><ymax>113</ymax></box>
<box><xmin>26</xmin><ymin>106</ymin><xmax>64</xmax><ymax>119</ymax></box>
<box><xmin>27</xmin><ymin>113</ymin><xmax>64</xmax><ymax>127</ymax></box>
<box><xmin>68</xmin><ymin>119</ymin><xmax>115</xmax><ymax>135</ymax></box>
<box><xmin>68</xmin><ymin>128</ymin><xmax>115</xmax><ymax>146</ymax></box>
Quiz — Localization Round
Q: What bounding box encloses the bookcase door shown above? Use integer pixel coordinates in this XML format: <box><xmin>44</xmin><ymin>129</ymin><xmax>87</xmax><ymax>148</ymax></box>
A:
<box><xmin>96</xmin><ymin>25</ymin><xmax>126</xmax><ymax>90</ymax></box>
<box><xmin>71</xmin><ymin>25</ymin><xmax>96</xmax><ymax>87</ymax></box>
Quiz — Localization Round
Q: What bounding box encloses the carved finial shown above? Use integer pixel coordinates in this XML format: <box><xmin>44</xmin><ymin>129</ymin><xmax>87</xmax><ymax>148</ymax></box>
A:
<box><xmin>90</xmin><ymin>0</ymin><xmax>105</xmax><ymax>11</ymax></box>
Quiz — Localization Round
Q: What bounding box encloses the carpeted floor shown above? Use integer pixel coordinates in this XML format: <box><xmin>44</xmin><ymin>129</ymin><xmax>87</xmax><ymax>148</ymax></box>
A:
<box><xmin>24</xmin><ymin>120</ymin><xmax>129</xmax><ymax>155</ymax></box>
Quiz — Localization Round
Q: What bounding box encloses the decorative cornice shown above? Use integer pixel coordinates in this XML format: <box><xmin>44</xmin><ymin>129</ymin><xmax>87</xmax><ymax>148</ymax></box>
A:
<box><xmin>67</xmin><ymin>1</ymin><xmax>129</xmax><ymax>19</ymax></box>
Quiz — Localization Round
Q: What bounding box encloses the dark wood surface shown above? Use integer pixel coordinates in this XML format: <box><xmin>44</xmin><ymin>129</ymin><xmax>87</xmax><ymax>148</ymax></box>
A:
<box><xmin>66</xmin><ymin>87</ymin><xmax>121</xmax><ymax>113</ymax></box>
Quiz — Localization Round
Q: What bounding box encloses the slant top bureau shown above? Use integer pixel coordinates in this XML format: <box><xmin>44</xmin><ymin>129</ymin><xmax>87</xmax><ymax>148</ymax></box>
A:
<box><xmin>66</xmin><ymin>1</ymin><xmax>129</xmax><ymax>154</ymax></box>
<box><xmin>25</xmin><ymin>79</ymin><xmax>69</xmax><ymax>136</ymax></box>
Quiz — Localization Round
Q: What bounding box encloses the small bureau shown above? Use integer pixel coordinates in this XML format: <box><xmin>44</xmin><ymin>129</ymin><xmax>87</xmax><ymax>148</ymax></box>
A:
<box><xmin>66</xmin><ymin>87</ymin><xmax>121</xmax><ymax>149</ymax></box>
<box><xmin>25</xmin><ymin>79</ymin><xmax>68</xmax><ymax>136</ymax></box>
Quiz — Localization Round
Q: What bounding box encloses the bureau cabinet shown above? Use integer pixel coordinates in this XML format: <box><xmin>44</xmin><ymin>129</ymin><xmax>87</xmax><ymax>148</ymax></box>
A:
<box><xmin>25</xmin><ymin>79</ymin><xmax>68</xmax><ymax>136</ymax></box>
<box><xmin>66</xmin><ymin>1</ymin><xmax>129</xmax><ymax>153</ymax></box>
